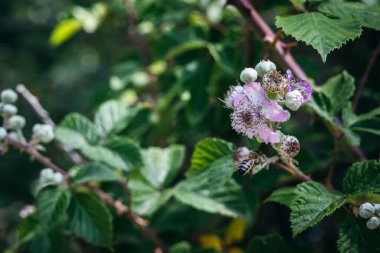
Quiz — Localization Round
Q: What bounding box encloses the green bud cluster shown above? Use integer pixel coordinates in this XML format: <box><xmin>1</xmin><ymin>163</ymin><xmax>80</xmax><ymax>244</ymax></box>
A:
<box><xmin>39</xmin><ymin>168</ymin><xmax>64</xmax><ymax>185</ymax></box>
<box><xmin>0</xmin><ymin>88</ymin><xmax>55</xmax><ymax>148</ymax></box>
<box><xmin>359</xmin><ymin>202</ymin><xmax>380</xmax><ymax>230</ymax></box>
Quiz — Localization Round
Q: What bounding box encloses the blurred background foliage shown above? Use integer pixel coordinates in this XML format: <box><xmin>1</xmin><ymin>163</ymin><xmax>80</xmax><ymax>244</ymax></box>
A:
<box><xmin>0</xmin><ymin>0</ymin><xmax>379</xmax><ymax>252</ymax></box>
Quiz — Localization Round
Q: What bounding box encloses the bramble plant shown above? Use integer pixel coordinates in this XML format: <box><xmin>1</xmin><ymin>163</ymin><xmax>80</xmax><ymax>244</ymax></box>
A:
<box><xmin>1</xmin><ymin>0</ymin><xmax>380</xmax><ymax>253</ymax></box>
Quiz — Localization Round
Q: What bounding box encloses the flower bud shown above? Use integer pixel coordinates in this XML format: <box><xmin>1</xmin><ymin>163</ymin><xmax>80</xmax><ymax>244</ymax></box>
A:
<box><xmin>0</xmin><ymin>127</ymin><xmax>6</xmax><ymax>141</ymax></box>
<box><xmin>233</xmin><ymin>147</ymin><xmax>250</xmax><ymax>163</ymax></box>
<box><xmin>8</xmin><ymin>132</ymin><xmax>21</xmax><ymax>141</ymax></box>
<box><xmin>9</xmin><ymin>115</ymin><xmax>26</xmax><ymax>130</ymax></box>
<box><xmin>19</xmin><ymin>205</ymin><xmax>36</xmax><ymax>219</ymax></box>
<box><xmin>40</xmin><ymin>168</ymin><xmax>55</xmax><ymax>184</ymax></box>
<box><xmin>374</xmin><ymin>204</ymin><xmax>380</xmax><ymax>214</ymax></box>
<box><xmin>262</xmin><ymin>70</ymin><xmax>288</xmax><ymax>100</ymax></box>
<box><xmin>224</xmin><ymin>85</ymin><xmax>243</xmax><ymax>108</ymax></box>
<box><xmin>359</xmin><ymin>202</ymin><xmax>375</xmax><ymax>219</ymax></box>
<box><xmin>2</xmin><ymin>104</ymin><xmax>17</xmax><ymax>117</ymax></box>
<box><xmin>255</xmin><ymin>60</ymin><xmax>276</xmax><ymax>77</ymax></box>
<box><xmin>367</xmin><ymin>216</ymin><xmax>380</xmax><ymax>230</ymax></box>
<box><xmin>1</xmin><ymin>89</ymin><xmax>18</xmax><ymax>103</ymax></box>
<box><xmin>32</xmin><ymin>124</ymin><xmax>54</xmax><ymax>143</ymax></box>
<box><xmin>285</xmin><ymin>90</ymin><xmax>303</xmax><ymax>111</ymax></box>
<box><xmin>53</xmin><ymin>172</ymin><xmax>64</xmax><ymax>184</ymax></box>
<box><xmin>240</xmin><ymin>68</ymin><xmax>258</xmax><ymax>83</ymax></box>
<box><xmin>279</xmin><ymin>135</ymin><xmax>300</xmax><ymax>158</ymax></box>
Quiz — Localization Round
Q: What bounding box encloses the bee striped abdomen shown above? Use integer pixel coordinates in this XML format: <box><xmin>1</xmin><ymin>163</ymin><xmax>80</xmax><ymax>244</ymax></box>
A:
<box><xmin>237</xmin><ymin>159</ymin><xmax>254</xmax><ymax>175</ymax></box>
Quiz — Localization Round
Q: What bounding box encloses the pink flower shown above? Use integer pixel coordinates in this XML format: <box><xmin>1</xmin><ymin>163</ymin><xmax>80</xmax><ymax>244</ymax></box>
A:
<box><xmin>227</xmin><ymin>82</ymin><xmax>289</xmax><ymax>144</ymax></box>
<box><xmin>285</xmin><ymin>69</ymin><xmax>312</xmax><ymax>103</ymax></box>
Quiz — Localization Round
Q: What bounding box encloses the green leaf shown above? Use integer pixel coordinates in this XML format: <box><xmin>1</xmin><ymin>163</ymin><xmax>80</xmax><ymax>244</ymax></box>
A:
<box><xmin>290</xmin><ymin>182</ymin><xmax>346</xmax><ymax>236</ymax></box>
<box><xmin>59</xmin><ymin>113</ymin><xmax>98</xmax><ymax>145</ymax></box>
<box><xmin>352</xmin><ymin>127</ymin><xmax>380</xmax><ymax>136</ymax></box>
<box><xmin>81</xmin><ymin>145</ymin><xmax>130</xmax><ymax>171</ymax></box>
<box><xmin>171</xmin><ymin>241</ymin><xmax>191</xmax><ymax>253</ymax></box>
<box><xmin>94</xmin><ymin>100</ymin><xmax>138</xmax><ymax>137</ymax></box>
<box><xmin>184</xmin><ymin>156</ymin><xmax>235</xmax><ymax>190</ymax></box>
<box><xmin>71</xmin><ymin>163</ymin><xmax>120</xmax><ymax>185</ymax></box>
<box><xmin>171</xmin><ymin>153</ymin><xmax>244</xmax><ymax>216</ymax></box>
<box><xmin>37</xmin><ymin>186</ymin><xmax>70</xmax><ymax>227</ymax></box>
<box><xmin>355</xmin><ymin>107</ymin><xmax>380</xmax><ymax>124</ymax></box>
<box><xmin>319</xmin><ymin>2</ymin><xmax>380</xmax><ymax>30</ymax></box>
<box><xmin>207</xmin><ymin>44</ymin><xmax>233</xmax><ymax>74</ymax></box>
<box><xmin>101</xmin><ymin>136</ymin><xmax>143</xmax><ymax>171</ymax></box>
<box><xmin>342</xmin><ymin>103</ymin><xmax>358</xmax><ymax>127</ymax></box>
<box><xmin>320</xmin><ymin>71</ymin><xmax>355</xmax><ymax>113</ymax></box>
<box><xmin>337</xmin><ymin>219</ymin><xmax>380</xmax><ymax>253</ymax></box>
<box><xmin>343</xmin><ymin>160</ymin><xmax>380</xmax><ymax>194</ymax></box>
<box><xmin>141</xmin><ymin>145</ymin><xmax>185</xmax><ymax>188</ymax></box>
<box><xmin>166</xmin><ymin>40</ymin><xmax>207</xmax><ymax>59</ymax></box>
<box><xmin>265</xmin><ymin>187</ymin><xmax>296</xmax><ymax>207</ymax></box>
<box><xmin>49</xmin><ymin>19</ymin><xmax>82</xmax><ymax>46</ymax></box>
<box><xmin>55</xmin><ymin>127</ymin><xmax>89</xmax><ymax>149</ymax></box>
<box><xmin>129</xmin><ymin>178</ymin><xmax>175</xmax><ymax>216</ymax></box>
<box><xmin>276</xmin><ymin>13</ymin><xmax>361</xmax><ymax>62</ymax></box>
<box><xmin>189</xmin><ymin>138</ymin><xmax>234</xmax><ymax>173</ymax></box>
<box><xmin>68</xmin><ymin>192</ymin><xmax>113</xmax><ymax>249</ymax></box>
<box><xmin>341</xmin><ymin>127</ymin><xmax>361</xmax><ymax>147</ymax></box>
<box><xmin>247</xmin><ymin>234</ymin><xmax>290</xmax><ymax>253</ymax></box>
<box><xmin>174</xmin><ymin>188</ymin><xmax>237</xmax><ymax>217</ymax></box>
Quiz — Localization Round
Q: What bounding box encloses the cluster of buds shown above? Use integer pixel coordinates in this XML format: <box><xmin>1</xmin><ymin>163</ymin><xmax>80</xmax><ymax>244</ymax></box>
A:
<box><xmin>39</xmin><ymin>168</ymin><xmax>64</xmax><ymax>186</ymax></box>
<box><xmin>19</xmin><ymin>205</ymin><xmax>36</xmax><ymax>219</ymax></box>
<box><xmin>359</xmin><ymin>202</ymin><xmax>380</xmax><ymax>229</ymax></box>
<box><xmin>0</xmin><ymin>88</ymin><xmax>55</xmax><ymax>150</ymax></box>
<box><xmin>224</xmin><ymin>60</ymin><xmax>311</xmax><ymax>170</ymax></box>
<box><xmin>224</xmin><ymin>60</ymin><xmax>312</xmax><ymax>145</ymax></box>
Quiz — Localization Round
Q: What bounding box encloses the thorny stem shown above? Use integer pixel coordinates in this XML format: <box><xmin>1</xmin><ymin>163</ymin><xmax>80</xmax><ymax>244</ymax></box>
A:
<box><xmin>271</xmin><ymin>162</ymin><xmax>311</xmax><ymax>181</ymax></box>
<box><xmin>16</xmin><ymin>84</ymin><xmax>85</xmax><ymax>164</ymax></box>
<box><xmin>325</xmin><ymin>135</ymin><xmax>340</xmax><ymax>189</ymax></box>
<box><xmin>227</xmin><ymin>0</ymin><xmax>307</xmax><ymax>80</ymax></box>
<box><xmin>13</xmin><ymin>85</ymin><xmax>170</xmax><ymax>253</ymax></box>
<box><xmin>352</xmin><ymin>40</ymin><xmax>380</xmax><ymax>111</ymax></box>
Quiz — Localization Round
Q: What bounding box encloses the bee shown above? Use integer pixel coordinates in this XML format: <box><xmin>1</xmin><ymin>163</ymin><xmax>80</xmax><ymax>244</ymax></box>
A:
<box><xmin>236</xmin><ymin>149</ymin><xmax>263</xmax><ymax>176</ymax></box>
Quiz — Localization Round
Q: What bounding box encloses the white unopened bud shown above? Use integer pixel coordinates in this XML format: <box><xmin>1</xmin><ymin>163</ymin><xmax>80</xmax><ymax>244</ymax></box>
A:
<box><xmin>1</xmin><ymin>89</ymin><xmax>18</xmax><ymax>103</ymax></box>
<box><xmin>367</xmin><ymin>216</ymin><xmax>380</xmax><ymax>230</ymax></box>
<box><xmin>8</xmin><ymin>132</ymin><xmax>21</xmax><ymax>141</ymax></box>
<box><xmin>40</xmin><ymin>168</ymin><xmax>54</xmax><ymax>184</ymax></box>
<box><xmin>374</xmin><ymin>204</ymin><xmax>380</xmax><ymax>214</ymax></box>
<box><xmin>9</xmin><ymin>115</ymin><xmax>26</xmax><ymax>130</ymax></box>
<box><xmin>359</xmin><ymin>202</ymin><xmax>375</xmax><ymax>219</ymax></box>
<box><xmin>285</xmin><ymin>90</ymin><xmax>303</xmax><ymax>111</ymax></box>
<box><xmin>19</xmin><ymin>205</ymin><xmax>36</xmax><ymax>219</ymax></box>
<box><xmin>2</xmin><ymin>104</ymin><xmax>17</xmax><ymax>117</ymax></box>
<box><xmin>32</xmin><ymin>124</ymin><xmax>54</xmax><ymax>143</ymax></box>
<box><xmin>240</xmin><ymin>68</ymin><xmax>258</xmax><ymax>83</ymax></box>
<box><xmin>52</xmin><ymin>172</ymin><xmax>64</xmax><ymax>184</ymax></box>
<box><xmin>255</xmin><ymin>60</ymin><xmax>276</xmax><ymax>77</ymax></box>
<box><xmin>0</xmin><ymin>127</ymin><xmax>6</xmax><ymax>141</ymax></box>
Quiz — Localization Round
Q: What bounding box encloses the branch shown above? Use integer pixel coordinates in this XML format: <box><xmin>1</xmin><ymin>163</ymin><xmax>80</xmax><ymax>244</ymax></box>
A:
<box><xmin>352</xmin><ymin>39</ymin><xmax>380</xmax><ymax>111</ymax></box>
<box><xmin>271</xmin><ymin>162</ymin><xmax>311</xmax><ymax>181</ymax></box>
<box><xmin>5</xmin><ymin>137</ymin><xmax>68</xmax><ymax>176</ymax></box>
<box><xmin>16</xmin><ymin>84</ymin><xmax>85</xmax><ymax>164</ymax></box>
<box><xmin>6</xmin><ymin>136</ymin><xmax>169</xmax><ymax>252</ymax></box>
<box><xmin>227</xmin><ymin>0</ymin><xmax>307</xmax><ymax>80</ymax></box>
<box><xmin>325</xmin><ymin>136</ymin><xmax>339</xmax><ymax>189</ymax></box>
<box><xmin>13</xmin><ymin>85</ymin><xmax>169</xmax><ymax>252</ymax></box>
